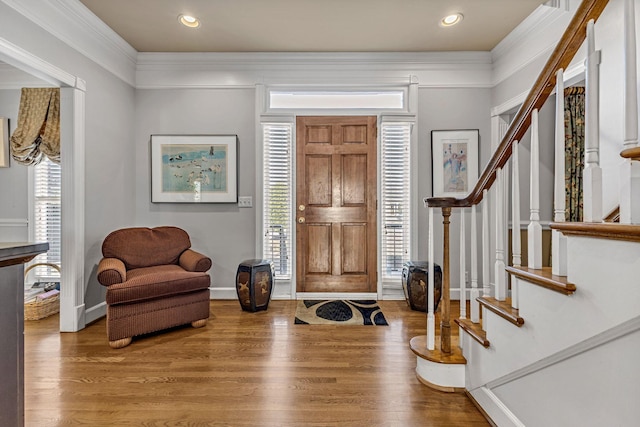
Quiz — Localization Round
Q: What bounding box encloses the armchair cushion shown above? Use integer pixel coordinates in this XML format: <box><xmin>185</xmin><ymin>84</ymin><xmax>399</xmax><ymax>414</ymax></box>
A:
<box><xmin>102</xmin><ymin>226</ymin><xmax>191</xmax><ymax>270</ymax></box>
<box><xmin>106</xmin><ymin>265</ymin><xmax>210</xmax><ymax>305</ymax></box>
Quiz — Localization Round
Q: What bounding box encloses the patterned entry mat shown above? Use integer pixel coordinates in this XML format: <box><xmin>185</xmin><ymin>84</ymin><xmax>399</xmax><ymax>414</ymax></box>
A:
<box><xmin>294</xmin><ymin>300</ymin><xmax>388</xmax><ymax>326</ymax></box>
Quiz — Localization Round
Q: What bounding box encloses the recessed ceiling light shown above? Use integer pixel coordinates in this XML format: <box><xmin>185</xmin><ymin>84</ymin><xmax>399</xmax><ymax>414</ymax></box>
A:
<box><xmin>178</xmin><ymin>14</ymin><xmax>200</xmax><ymax>28</ymax></box>
<box><xmin>441</xmin><ymin>13</ymin><xmax>463</xmax><ymax>27</ymax></box>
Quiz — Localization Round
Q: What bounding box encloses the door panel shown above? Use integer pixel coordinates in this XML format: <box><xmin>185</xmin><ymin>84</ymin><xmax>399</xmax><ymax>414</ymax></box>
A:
<box><xmin>342</xmin><ymin>224</ymin><xmax>367</xmax><ymax>274</ymax></box>
<box><xmin>307</xmin><ymin>224</ymin><xmax>331</xmax><ymax>274</ymax></box>
<box><xmin>296</xmin><ymin>116</ymin><xmax>377</xmax><ymax>293</ymax></box>
<box><xmin>306</xmin><ymin>155</ymin><xmax>332</xmax><ymax>206</ymax></box>
<box><xmin>342</xmin><ymin>154</ymin><xmax>367</xmax><ymax>205</ymax></box>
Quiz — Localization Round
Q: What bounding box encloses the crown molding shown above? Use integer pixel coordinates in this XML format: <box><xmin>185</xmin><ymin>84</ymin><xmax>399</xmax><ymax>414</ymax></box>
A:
<box><xmin>0</xmin><ymin>0</ymin><xmax>137</xmax><ymax>86</ymax></box>
<box><xmin>491</xmin><ymin>2</ymin><xmax>577</xmax><ymax>86</ymax></box>
<box><xmin>0</xmin><ymin>0</ymin><xmax>572</xmax><ymax>92</ymax></box>
<box><xmin>135</xmin><ymin>52</ymin><xmax>494</xmax><ymax>89</ymax></box>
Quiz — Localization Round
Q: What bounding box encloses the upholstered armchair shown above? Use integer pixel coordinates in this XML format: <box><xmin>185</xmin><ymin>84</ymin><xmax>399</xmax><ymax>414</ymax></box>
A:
<box><xmin>97</xmin><ymin>226</ymin><xmax>211</xmax><ymax>348</ymax></box>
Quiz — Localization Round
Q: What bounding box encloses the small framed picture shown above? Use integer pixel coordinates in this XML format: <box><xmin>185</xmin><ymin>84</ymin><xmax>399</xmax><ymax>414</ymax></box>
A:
<box><xmin>431</xmin><ymin>129</ymin><xmax>479</xmax><ymax>197</ymax></box>
<box><xmin>0</xmin><ymin>117</ymin><xmax>9</xmax><ymax>167</ymax></box>
<box><xmin>150</xmin><ymin>134</ymin><xmax>238</xmax><ymax>203</ymax></box>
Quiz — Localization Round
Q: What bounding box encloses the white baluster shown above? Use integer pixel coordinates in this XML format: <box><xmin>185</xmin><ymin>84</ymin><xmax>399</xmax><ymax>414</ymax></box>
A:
<box><xmin>503</xmin><ymin>159</ymin><xmax>510</xmax><ymax>282</ymax></box>
<box><xmin>624</xmin><ymin>0</ymin><xmax>638</xmax><ymax>148</ymax></box>
<box><xmin>482</xmin><ymin>189</ymin><xmax>490</xmax><ymax>297</ymax></box>
<box><xmin>470</xmin><ymin>204</ymin><xmax>480</xmax><ymax>323</ymax></box>
<box><xmin>528</xmin><ymin>109</ymin><xmax>543</xmax><ymax>269</ymax></box>
<box><xmin>621</xmin><ymin>0</ymin><xmax>640</xmax><ymax>224</ymax></box>
<box><xmin>427</xmin><ymin>207</ymin><xmax>435</xmax><ymax>351</ymax></box>
<box><xmin>553</xmin><ymin>69</ymin><xmax>568</xmax><ymax>276</ymax></box>
<box><xmin>584</xmin><ymin>19</ymin><xmax>603</xmax><ymax>222</ymax></box>
<box><xmin>459</xmin><ymin>209</ymin><xmax>466</xmax><ymax>319</ymax></box>
<box><xmin>495</xmin><ymin>168</ymin><xmax>507</xmax><ymax>300</ymax></box>
<box><xmin>511</xmin><ymin>140</ymin><xmax>521</xmax><ymax>309</ymax></box>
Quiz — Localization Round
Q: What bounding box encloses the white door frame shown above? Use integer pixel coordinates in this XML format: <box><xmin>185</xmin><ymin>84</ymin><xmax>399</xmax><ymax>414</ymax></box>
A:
<box><xmin>0</xmin><ymin>38</ymin><xmax>86</xmax><ymax>332</ymax></box>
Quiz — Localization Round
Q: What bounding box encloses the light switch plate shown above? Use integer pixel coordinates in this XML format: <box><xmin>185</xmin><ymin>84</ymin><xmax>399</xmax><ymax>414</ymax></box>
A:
<box><xmin>238</xmin><ymin>196</ymin><xmax>253</xmax><ymax>208</ymax></box>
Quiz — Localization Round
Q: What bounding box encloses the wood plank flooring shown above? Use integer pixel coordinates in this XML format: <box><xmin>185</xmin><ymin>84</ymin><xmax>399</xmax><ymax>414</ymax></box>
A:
<box><xmin>24</xmin><ymin>300</ymin><xmax>489</xmax><ymax>427</ymax></box>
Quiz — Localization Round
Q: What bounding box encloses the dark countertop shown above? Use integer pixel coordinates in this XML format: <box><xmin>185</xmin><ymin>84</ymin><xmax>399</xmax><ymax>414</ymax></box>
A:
<box><xmin>0</xmin><ymin>242</ymin><xmax>49</xmax><ymax>267</ymax></box>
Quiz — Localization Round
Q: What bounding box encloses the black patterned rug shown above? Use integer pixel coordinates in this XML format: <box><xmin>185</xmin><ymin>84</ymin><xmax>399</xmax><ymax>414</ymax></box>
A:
<box><xmin>294</xmin><ymin>300</ymin><xmax>388</xmax><ymax>326</ymax></box>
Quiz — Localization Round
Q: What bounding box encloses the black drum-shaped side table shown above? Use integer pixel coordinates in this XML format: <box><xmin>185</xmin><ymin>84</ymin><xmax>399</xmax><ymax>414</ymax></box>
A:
<box><xmin>235</xmin><ymin>259</ymin><xmax>274</xmax><ymax>312</ymax></box>
<box><xmin>401</xmin><ymin>261</ymin><xmax>442</xmax><ymax>312</ymax></box>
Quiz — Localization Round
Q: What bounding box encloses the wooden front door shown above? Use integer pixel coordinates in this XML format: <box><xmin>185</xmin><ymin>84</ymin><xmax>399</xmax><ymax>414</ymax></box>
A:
<box><xmin>296</xmin><ymin>116</ymin><xmax>377</xmax><ymax>293</ymax></box>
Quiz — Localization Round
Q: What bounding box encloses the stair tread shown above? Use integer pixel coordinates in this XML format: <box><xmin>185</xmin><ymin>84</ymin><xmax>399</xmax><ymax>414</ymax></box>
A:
<box><xmin>455</xmin><ymin>318</ymin><xmax>490</xmax><ymax>348</ymax></box>
<box><xmin>551</xmin><ymin>222</ymin><xmax>640</xmax><ymax>243</ymax></box>
<box><xmin>409</xmin><ymin>335</ymin><xmax>466</xmax><ymax>365</ymax></box>
<box><xmin>506</xmin><ymin>266</ymin><xmax>576</xmax><ymax>295</ymax></box>
<box><xmin>477</xmin><ymin>296</ymin><xmax>524</xmax><ymax>326</ymax></box>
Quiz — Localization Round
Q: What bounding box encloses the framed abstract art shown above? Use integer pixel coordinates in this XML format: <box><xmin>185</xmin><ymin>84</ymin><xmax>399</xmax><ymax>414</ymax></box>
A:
<box><xmin>150</xmin><ymin>134</ymin><xmax>238</xmax><ymax>203</ymax></box>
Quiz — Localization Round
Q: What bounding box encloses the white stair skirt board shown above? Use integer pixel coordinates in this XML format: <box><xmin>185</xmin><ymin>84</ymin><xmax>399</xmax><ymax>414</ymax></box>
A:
<box><xmin>415</xmin><ymin>357</ymin><xmax>466</xmax><ymax>391</ymax></box>
<box><xmin>469</xmin><ymin>386</ymin><xmax>526</xmax><ymax>427</ymax></box>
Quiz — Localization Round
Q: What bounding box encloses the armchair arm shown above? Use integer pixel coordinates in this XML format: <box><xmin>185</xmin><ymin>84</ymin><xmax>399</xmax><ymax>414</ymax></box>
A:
<box><xmin>179</xmin><ymin>249</ymin><xmax>212</xmax><ymax>272</ymax></box>
<box><xmin>97</xmin><ymin>257</ymin><xmax>126</xmax><ymax>286</ymax></box>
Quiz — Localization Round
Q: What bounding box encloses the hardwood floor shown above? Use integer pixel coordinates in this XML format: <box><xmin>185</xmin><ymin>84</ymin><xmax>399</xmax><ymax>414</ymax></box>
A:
<box><xmin>24</xmin><ymin>300</ymin><xmax>489</xmax><ymax>427</ymax></box>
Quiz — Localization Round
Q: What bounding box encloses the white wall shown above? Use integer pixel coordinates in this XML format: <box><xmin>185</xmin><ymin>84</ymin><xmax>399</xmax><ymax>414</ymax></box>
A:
<box><xmin>0</xmin><ymin>88</ymin><xmax>28</xmax><ymax>241</ymax></box>
<box><xmin>418</xmin><ymin>87</ymin><xmax>492</xmax><ymax>297</ymax></box>
<box><xmin>597</xmin><ymin>0</ymin><xmax>633</xmax><ymax>213</ymax></box>
<box><xmin>134</xmin><ymin>88</ymin><xmax>256</xmax><ymax>292</ymax></box>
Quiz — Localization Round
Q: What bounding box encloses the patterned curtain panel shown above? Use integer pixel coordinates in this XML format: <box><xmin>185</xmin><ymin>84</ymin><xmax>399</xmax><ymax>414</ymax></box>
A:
<box><xmin>10</xmin><ymin>88</ymin><xmax>60</xmax><ymax>165</ymax></box>
<box><xmin>564</xmin><ymin>86</ymin><xmax>585</xmax><ymax>222</ymax></box>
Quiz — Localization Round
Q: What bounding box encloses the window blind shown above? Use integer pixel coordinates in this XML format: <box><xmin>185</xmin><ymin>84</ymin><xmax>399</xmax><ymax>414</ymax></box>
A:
<box><xmin>381</xmin><ymin>122</ymin><xmax>411</xmax><ymax>278</ymax></box>
<box><xmin>33</xmin><ymin>157</ymin><xmax>61</xmax><ymax>279</ymax></box>
<box><xmin>262</xmin><ymin>123</ymin><xmax>293</xmax><ymax>279</ymax></box>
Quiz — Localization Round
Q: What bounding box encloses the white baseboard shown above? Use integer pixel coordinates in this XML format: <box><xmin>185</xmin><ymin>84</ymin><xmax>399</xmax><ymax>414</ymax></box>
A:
<box><xmin>85</xmin><ymin>301</ymin><xmax>106</xmax><ymax>324</ymax></box>
<box><xmin>296</xmin><ymin>292</ymin><xmax>377</xmax><ymax>300</ymax></box>
<box><xmin>209</xmin><ymin>287</ymin><xmax>237</xmax><ymax>300</ymax></box>
<box><xmin>210</xmin><ymin>288</ymin><xmax>406</xmax><ymax>301</ymax></box>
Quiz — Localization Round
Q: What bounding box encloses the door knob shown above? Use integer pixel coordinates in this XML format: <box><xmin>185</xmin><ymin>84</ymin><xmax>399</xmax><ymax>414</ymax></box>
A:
<box><xmin>298</xmin><ymin>217</ymin><xmax>305</xmax><ymax>223</ymax></box>
<box><xmin>299</xmin><ymin>204</ymin><xmax>306</xmax><ymax>211</ymax></box>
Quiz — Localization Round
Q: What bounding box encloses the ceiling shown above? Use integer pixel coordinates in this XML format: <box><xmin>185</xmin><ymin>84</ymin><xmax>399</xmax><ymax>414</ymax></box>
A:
<box><xmin>78</xmin><ymin>0</ymin><xmax>548</xmax><ymax>53</ymax></box>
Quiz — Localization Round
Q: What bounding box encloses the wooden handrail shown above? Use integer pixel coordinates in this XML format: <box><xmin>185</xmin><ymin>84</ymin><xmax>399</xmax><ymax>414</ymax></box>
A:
<box><xmin>427</xmin><ymin>0</ymin><xmax>610</xmax><ymax>209</ymax></box>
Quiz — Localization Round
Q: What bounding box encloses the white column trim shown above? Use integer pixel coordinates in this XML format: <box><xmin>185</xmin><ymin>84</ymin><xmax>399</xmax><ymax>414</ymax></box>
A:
<box><xmin>59</xmin><ymin>85</ymin><xmax>86</xmax><ymax>333</ymax></box>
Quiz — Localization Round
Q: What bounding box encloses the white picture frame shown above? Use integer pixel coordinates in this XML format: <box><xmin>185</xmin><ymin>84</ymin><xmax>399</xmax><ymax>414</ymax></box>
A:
<box><xmin>150</xmin><ymin>134</ymin><xmax>238</xmax><ymax>203</ymax></box>
<box><xmin>431</xmin><ymin>129</ymin><xmax>479</xmax><ymax>197</ymax></box>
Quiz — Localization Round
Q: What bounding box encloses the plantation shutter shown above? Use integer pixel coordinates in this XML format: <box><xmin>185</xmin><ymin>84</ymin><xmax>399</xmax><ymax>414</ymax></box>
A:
<box><xmin>32</xmin><ymin>157</ymin><xmax>62</xmax><ymax>279</ymax></box>
<box><xmin>262</xmin><ymin>123</ymin><xmax>293</xmax><ymax>279</ymax></box>
<box><xmin>380</xmin><ymin>122</ymin><xmax>411</xmax><ymax>278</ymax></box>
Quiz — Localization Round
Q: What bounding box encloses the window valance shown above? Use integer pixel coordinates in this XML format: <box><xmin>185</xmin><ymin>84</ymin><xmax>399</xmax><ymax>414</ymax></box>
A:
<box><xmin>10</xmin><ymin>88</ymin><xmax>60</xmax><ymax>165</ymax></box>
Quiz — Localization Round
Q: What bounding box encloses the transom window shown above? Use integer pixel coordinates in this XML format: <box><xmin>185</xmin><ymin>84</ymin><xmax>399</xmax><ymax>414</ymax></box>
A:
<box><xmin>269</xmin><ymin>90</ymin><xmax>405</xmax><ymax>110</ymax></box>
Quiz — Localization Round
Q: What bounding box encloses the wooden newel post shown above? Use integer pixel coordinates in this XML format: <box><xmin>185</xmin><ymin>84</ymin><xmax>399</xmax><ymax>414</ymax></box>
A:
<box><xmin>440</xmin><ymin>206</ymin><xmax>452</xmax><ymax>354</ymax></box>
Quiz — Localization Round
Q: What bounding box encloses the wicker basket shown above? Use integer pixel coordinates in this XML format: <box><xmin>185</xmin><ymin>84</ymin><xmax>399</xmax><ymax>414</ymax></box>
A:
<box><xmin>24</xmin><ymin>263</ymin><xmax>61</xmax><ymax>321</ymax></box>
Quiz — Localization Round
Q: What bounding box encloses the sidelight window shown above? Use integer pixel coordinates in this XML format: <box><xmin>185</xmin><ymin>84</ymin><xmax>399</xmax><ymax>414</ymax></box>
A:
<box><xmin>380</xmin><ymin>122</ymin><xmax>412</xmax><ymax>278</ymax></box>
<box><xmin>262</xmin><ymin>123</ymin><xmax>293</xmax><ymax>279</ymax></box>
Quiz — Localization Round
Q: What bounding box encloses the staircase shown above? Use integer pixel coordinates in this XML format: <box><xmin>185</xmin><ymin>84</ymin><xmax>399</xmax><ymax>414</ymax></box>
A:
<box><xmin>411</xmin><ymin>0</ymin><xmax>640</xmax><ymax>425</ymax></box>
